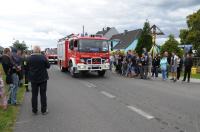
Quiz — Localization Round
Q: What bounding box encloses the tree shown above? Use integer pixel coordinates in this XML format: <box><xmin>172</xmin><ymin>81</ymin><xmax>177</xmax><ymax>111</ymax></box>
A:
<box><xmin>12</xmin><ymin>40</ymin><xmax>28</xmax><ymax>51</ymax></box>
<box><xmin>135</xmin><ymin>21</ymin><xmax>153</xmax><ymax>55</ymax></box>
<box><xmin>160</xmin><ymin>34</ymin><xmax>183</xmax><ymax>57</ymax></box>
<box><xmin>179</xmin><ymin>9</ymin><xmax>200</xmax><ymax>56</ymax></box>
<box><xmin>179</xmin><ymin>29</ymin><xmax>189</xmax><ymax>44</ymax></box>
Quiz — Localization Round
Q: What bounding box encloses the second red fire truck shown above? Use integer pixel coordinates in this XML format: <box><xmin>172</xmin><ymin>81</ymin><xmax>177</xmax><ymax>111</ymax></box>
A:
<box><xmin>45</xmin><ymin>48</ymin><xmax>58</xmax><ymax>64</ymax></box>
<box><xmin>57</xmin><ymin>34</ymin><xmax>110</xmax><ymax>77</ymax></box>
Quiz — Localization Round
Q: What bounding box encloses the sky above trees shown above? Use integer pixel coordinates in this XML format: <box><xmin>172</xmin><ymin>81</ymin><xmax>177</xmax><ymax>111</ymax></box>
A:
<box><xmin>0</xmin><ymin>0</ymin><xmax>200</xmax><ymax>49</ymax></box>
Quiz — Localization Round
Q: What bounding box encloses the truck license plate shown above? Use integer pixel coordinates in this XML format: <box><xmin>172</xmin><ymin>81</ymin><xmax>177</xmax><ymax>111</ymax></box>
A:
<box><xmin>92</xmin><ymin>65</ymin><xmax>100</xmax><ymax>69</ymax></box>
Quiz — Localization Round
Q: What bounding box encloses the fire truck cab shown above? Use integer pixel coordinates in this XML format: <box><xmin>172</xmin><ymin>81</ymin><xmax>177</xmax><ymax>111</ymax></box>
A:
<box><xmin>57</xmin><ymin>34</ymin><xmax>110</xmax><ymax>77</ymax></box>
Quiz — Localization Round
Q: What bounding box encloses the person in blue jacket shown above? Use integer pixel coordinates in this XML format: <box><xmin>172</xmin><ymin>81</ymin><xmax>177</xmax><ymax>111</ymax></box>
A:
<box><xmin>160</xmin><ymin>52</ymin><xmax>169</xmax><ymax>81</ymax></box>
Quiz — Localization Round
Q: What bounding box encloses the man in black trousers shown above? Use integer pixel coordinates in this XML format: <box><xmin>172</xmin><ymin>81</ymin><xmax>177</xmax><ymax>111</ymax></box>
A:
<box><xmin>23</xmin><ymin>51</ymin><xmax>30</xmax><ymax>92</ymax></box>
<box><xmin>28</xmin><ymin>46</ymin><xmax>50</xmax><ymax>115</ymax></box>
<box><xmin>182</xmin><ymin>54</ymin><xmax>193</xmax><ymax>83</ymax></box>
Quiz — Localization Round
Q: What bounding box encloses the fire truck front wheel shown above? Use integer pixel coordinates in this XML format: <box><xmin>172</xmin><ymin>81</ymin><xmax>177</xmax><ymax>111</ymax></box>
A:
<box><xmin>69</xmin><ymin>62</ymin><xmax>79</xmax><ymax>78</ymax></box>
<box><xmin>60</xmin><ymin>66</ymin><xmax>66</xmax><ymax>72</ymax></box>
<box><xmin>98</xmin><ymin>70</ymin><xmax>106</xmax><ymax>77</ymax></box>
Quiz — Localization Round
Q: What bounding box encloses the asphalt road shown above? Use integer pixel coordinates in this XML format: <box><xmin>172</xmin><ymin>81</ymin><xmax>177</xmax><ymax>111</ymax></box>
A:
<box><xmin>15</xmin><ymin>65</ymin><xmax>200</xmax><ymax>132</ymax></box>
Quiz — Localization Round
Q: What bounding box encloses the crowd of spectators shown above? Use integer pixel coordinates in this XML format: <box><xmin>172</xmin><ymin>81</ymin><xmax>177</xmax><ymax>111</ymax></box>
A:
<box><xmin>0</xmin><ymin>48</ymin><xmax>31</xmax><ymax>109</ymax></box>
<box><xmin>110</xmin><ymin>48</ymin><xmax>193</xmax><ymax>83</ymax></box>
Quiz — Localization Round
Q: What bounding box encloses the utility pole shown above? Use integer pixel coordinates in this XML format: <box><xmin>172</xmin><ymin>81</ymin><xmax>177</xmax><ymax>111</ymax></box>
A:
<box><xmin>83</xmin><ymin>25</ymin><xmax>85</xmax><ymax>37</ymax></box>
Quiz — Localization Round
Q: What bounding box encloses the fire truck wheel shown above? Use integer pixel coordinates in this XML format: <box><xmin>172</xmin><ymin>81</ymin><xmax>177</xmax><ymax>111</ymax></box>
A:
<box><xmin>61</xmin><ymin>67</ymin><xmax>66</xmax><ymax>72</ymax></box>
<box><xmin>98</xmin><ymin>70</ymin><xmax>106</xmax><ymax>77</ymax></box>
<box><xmin>69</xmin><ymin>62</ymin><xmax>79</xmax><ymax>78</ymax></box>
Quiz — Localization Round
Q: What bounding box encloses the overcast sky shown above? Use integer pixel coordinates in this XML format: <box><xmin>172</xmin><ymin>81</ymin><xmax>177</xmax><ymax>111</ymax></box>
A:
<box><xmin>0</xmin><ymin>0</ymin><xmax>200</xmax><ymax>49</ymax></box>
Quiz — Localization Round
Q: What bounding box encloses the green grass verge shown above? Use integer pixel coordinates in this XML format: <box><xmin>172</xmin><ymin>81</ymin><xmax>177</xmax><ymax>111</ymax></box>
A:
<box><xmin>0</xmin><ymin>64</ymin><xmax>26</xmax><ymax>132</ymax></box>
<box><xmin>191</xmin><ymin>74</ymin><xmax>200</xmax><ymax>79</ymax></box>
<box><xmin>169</xmin><ymin>72</ymin><xmax>200</xmax><ymax>80</ymax></box>
<box><xmin>179</xmin><ymin>72</ymin><xmax>200</xmax><ymax>80</ymax></box>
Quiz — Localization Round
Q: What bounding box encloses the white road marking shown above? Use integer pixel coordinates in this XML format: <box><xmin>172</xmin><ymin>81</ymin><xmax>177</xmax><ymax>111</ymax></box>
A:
<box><xmin>127</xmin><ymin>105</ymin><xmax>154</xmax><ymax>120</ymax></box>
<box><xmin>85</xmin><ymin>83</ymin><xmax>93</xmax><ymax>88</ymax></box>
<box><xmin>88</xmin><ymin>83</ymin><xmax>97</xmax><ymax>88</ymax></box>
<box><xmin>81</xmin><ymin>81</ymin><xmax>97</xmax><ymax>88</ymax></box>
<box><xmin>101</xmin><ymin>91</ymin><xmax>116</xmax><ymax>99</ymax></box>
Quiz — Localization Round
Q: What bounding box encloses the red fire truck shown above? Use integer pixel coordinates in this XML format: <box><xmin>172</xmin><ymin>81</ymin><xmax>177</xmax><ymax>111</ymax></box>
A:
<box><xmin>57</xmin><ymin>34</ymin><xmax>110</xmax><ymax>77</ymax></box>
<box><xmin>45</xmin><ymin>48</ymin><xmax>58</xmax><ymax>64</ymax></box>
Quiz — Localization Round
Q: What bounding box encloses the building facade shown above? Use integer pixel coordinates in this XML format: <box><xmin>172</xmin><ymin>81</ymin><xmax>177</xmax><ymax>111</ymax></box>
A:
<box><xmin>96</xmin><ymin>27</ymin><xmax>119</xmax><ymax>39</ymax></box>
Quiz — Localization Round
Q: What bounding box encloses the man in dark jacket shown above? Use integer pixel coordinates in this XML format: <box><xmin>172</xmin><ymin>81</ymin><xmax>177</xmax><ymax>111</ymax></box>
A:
<box><xmin>1</xmin><ymin>48</ymin><xmax>12</xmax><ymax>77</ymax></box>
<box><xmin>182</xmin><ymin>54</ymin><xmax>193</xmax><ymax>83</ymax></box>
<box><xmin>28</xmin><ymin>45</ymin><xmax>50</xmax><ymax>115</ymax></box>
<box><xmin>139</xmin><ymin>53</ymin><xmax>148</xmax><ymax>79</ymax></box>
<box><xmin>142</xmin><ymin>53</ymin><xmax>149</xmax><ymax>79</ymax></box>
<box><xmin>22</xmin><ymin>51</ymin><xmax>30</xmax><ymax>92</ymax></box>
<box><xmin>12</xmin><ymin>49</ymin><xmax>23</xmax><ymax>86</ymax></box>
<box><xmin>152</xmin><ymin>55</ymin><xmax>160</xmax><ymax>78</ymax></box>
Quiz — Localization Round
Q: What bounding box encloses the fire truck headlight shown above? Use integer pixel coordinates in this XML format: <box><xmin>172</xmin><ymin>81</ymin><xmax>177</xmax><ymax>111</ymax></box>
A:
<box><xmin>78</xmin><ymin>65</ymin><xmax>86</xmax><ymax>69</ymax></box>
<box><xmin>105</xmin><ymin>64</ymin><xmax>110</xmax><ymax>69</ymax></box>
<box><xmin>80</xmin><ymin>59</ymin><xmax>85</xmax><ymax>63</ymax></box>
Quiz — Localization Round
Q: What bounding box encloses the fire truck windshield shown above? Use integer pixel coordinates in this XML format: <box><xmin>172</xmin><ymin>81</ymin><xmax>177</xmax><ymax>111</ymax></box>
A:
<box><xmin>78</xmin><ymin>39</ymin><xmax>109</xmax><ymax>53</ymax></box>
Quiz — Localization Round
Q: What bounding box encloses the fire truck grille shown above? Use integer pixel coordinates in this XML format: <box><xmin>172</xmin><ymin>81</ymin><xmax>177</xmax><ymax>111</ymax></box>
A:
<box><xmin>83</xmin><ymin>58</ymin><xmax>105</xmax><ymax>64</ymax></box>
<box><xmin>92</xmin><ymin>58</ymin><xmax>101</xmax><ymax>64</ymax></box>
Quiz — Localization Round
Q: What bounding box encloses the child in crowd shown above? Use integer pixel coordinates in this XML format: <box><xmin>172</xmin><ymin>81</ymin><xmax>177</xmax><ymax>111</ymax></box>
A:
<box><xmin>0</xmin><ymin>72</ymin><xmax>7</xmax><ymax>110</ymax></box>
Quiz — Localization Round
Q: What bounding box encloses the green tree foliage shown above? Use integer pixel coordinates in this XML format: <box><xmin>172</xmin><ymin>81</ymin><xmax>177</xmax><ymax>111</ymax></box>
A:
<box><xmin>161</xmin><ymin>34</ymin><xmax>183</xmax><ymax>57</ymax></box>
<box><xmin>179</xmin><ymin>9</ymin><xmax>200</xmax><ymax>56</ymax></box>
<box><xmin>179</xmin><ymin>29</ymin><xmax>189</xmax><ymax>44</ymax></box>
<box><xmin>135</xmin><ymin>21</ymin><xmax>153</xmax><ymax>55</ymax></box>
<box><xmin>12</xmin><ymin>40</ymin><xmax>28</xmax><ymax>51</ymax></box>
